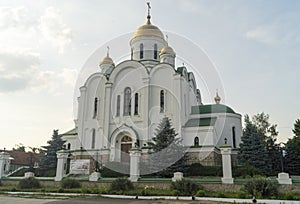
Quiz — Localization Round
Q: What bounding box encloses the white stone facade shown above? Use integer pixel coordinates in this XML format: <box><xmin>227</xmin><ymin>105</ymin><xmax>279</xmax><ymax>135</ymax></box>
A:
<box><xmin>61</xmin><ymin>12</ymin><xmax>242</xmax><ymax>167</ymax></box>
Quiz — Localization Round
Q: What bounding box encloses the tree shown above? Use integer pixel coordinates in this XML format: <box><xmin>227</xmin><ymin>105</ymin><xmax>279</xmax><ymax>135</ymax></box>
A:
<box><xmin>293</xmin><ymin>119</ymin><xmax>300</xmax><ymax>136</ymax></box>
<box><xmin>13</xmin><ymin>143</ymin><xmax>26</xmax><ymax>152</ymax></box>
<box><xmin>238</xmin><ymin>120</ymin><xmax>268</xmax><ymax>174</ymax></box>
<box><xmin>39</xmin><ymin>129</ymin><xmax>65</xmax><ymax>170</ymax></box>
<box><xmin>147</xmin><ymin>117</ymin><xmax>188</xmax><ymax>177</ymax></box>
<box><xmin>285</xmin><ymin>119</ymin><xmax>300</xmax><ymax>175</ymax></box>
<box><xmin>238</xmin><ymin>113</ymin><xmax>282</xmax><ymax>175</ymax></box>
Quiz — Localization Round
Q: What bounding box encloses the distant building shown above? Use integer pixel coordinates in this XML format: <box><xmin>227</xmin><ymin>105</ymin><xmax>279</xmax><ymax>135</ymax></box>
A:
<box><xmin>61</xmin><ymin>5</ymin><xmax>242</xmax><ymax>167</ymax></box>
<box><xmin>0</xmin><ymin>150</ymin><xmax>40</xmax><ymax>172</ymax></box>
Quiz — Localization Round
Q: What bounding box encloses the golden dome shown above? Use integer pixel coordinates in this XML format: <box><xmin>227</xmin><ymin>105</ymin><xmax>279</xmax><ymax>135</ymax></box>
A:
<box><xmin>159</xmin><ymin>45</ymin><xmax>175</xmax><ymax>55</ymax></box>
<box><xmin>100</xmin><ymin>55</ymin><xmax>114</xmax><ymax>66</ymax></box>
<box><xmin>132</xmin><ymin>17</ymin><xmax>165</xmax><ymax>40</ymax></box>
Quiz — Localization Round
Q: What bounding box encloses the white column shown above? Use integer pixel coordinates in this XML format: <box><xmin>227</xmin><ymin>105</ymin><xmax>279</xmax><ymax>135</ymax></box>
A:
<box><xmin>129</xmin><ymin>148</ymin><xmax>142</xmax><ymax>182</ymax></box>
<box><xmin>78</xmin><ymin>86</ymin><xmax>87</xmax><ymax>149</ymax></box>
<box><xmin>55</xmin><ymin>151</ymin><xmax>68</xmax><ymax>181</ymax></box>
<box><xmin>220</xmin><ymin>146</ymin><xmax>234</xmax><ymax>184</ymax></box>
<box><xmin>0</xmin><ymin>152</ymin><xmax>10</xmax><ymax>178</ymax></box>
<box><xmin>103</xmin><ymin>82</ymin><xmax>113</xmax><ymax>148</ymax></box>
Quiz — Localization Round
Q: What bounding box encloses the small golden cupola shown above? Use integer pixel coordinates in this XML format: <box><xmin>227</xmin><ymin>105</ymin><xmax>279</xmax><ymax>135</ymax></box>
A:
<box><xmin>99</xmin><ymin>46</ymin><xmax>115</xmax><ymax>75</ymax></box>
<box><xmin>159</xmin><ymin>35</ymin><xmax>176</xmax><ymax>67</ymax></box>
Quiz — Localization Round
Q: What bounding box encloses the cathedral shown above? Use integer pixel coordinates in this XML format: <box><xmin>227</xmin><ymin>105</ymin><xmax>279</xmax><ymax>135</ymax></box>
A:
<box><xmin>61</xmin><ymin>4</ymin><xmax>242</xmax><ymax>170</ymax></box>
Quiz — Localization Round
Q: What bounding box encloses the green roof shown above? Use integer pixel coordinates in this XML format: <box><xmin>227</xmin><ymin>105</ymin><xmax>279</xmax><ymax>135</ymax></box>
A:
<box><xmin>60</xmin><ymin>127</ymin><xmax>77</xmax><ymax>136</ymax></box>
<box><xmin>185</xmin><ymin>117</ymin><xmax>217</xmax><ymax>127</ymax></box>
<box><xmin>191</xmin><ymin>104</ymin><xmax>236</xmax><ymax>115</ymax></box>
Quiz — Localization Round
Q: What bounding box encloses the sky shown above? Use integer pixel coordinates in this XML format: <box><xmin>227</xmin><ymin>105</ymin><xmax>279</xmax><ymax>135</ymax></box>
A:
<box><xmin>0</xmin><ymin>0</ymin><xmax>299</xmax><ymax>150</ymax></box>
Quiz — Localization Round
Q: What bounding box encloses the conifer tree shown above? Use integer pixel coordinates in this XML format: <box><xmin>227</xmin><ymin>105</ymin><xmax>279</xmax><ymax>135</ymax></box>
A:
<box><xmin>285</xmin><ymin>119</ymin><xmax>300</xmax><ymax>175</ymax></box>
<box><xmin>40</xmin><ymin>129</ymin><xmax>65</xmax><ymax>170</ymax></box>
<box><xmin>147</xmin><ymin>117</ymin><xmax>188</xmax><ymax>177</ymax></box>
<box><xmin>238</xmin><ymin>118</ymin><xmax>268</xmax><ymax>174</ymax></box>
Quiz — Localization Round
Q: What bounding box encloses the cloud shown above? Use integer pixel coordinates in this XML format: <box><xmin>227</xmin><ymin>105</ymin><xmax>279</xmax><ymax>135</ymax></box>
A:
<box><xmin>0</xmin><ymin>6</ymin><xmax>34</xmax><ymax>30</ymax></box>
<box><xmin>0</xmin><ymin>50</ymin><xmax>77</xmax><ymax>93</ymax></box>
<box><xmin>0</xmin><ymin>50</ymin><xmax>40</xmax><ymax>92</ymax></box>
<box><xmin>0</xmin><ymin>6</ymin><xmax>72</xmax><ymax>53</ymax></box>
<box><xmin>245</xmin><ymin>26</ymin><xmax>277</xmax><ymax>45</ymax></box>
<box><xmin>245</xmin><ymin>16</ymin><xmax>300</xmax><ymax>45</ymax></box>
<box><xmin>39</xmin><ymin>7</ymin><xmax>73</xmax><ymax>53</ymax></box>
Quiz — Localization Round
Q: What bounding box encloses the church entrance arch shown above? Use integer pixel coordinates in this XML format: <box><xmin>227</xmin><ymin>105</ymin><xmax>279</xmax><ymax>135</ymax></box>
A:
<box><xmin>120</xmin><ymin>136</ymin><xmax>132</xmax><ymax>163</ymax></box>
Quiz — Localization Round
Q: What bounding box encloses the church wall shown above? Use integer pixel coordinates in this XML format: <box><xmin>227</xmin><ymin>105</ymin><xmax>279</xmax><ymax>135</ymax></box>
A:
<box><xmin>213</xmin><ymin>114</ymin><xmax>242</xmax><ymax>148</ymax></box>
<box><xmin>149</xmin><ymin>65</ymin><xmax>181</xmax><ymax>136</ymax></box>
<box><xmin>183</xmin><ymin>127</ymin><xmax>215</xmax><ymax>147</ymax></box>
<box><xmin>109</xmin><ymin>65</ymin><xmax>149</xmax><ymax>143</ymax></box>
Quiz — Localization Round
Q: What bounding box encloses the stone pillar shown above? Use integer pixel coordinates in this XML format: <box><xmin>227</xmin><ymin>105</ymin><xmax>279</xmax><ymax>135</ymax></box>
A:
<box><xmin>55</xmin><ymin>151</ymin><xmax>68</xmax><ymax>181</ymax></box>
<box><xmin>129</xmin><ymin>148</ymin><xmax>142</xmax><ymax>182</ymax></box>
<box><xmin>0</xmin><ymin>152</ymin><xmax>11</xmax><ymax>178</ymax></box>
<box><xmin>220</xmin><ymin>145</ymin><xmax>233</xmax><ymax>184</ymax></box>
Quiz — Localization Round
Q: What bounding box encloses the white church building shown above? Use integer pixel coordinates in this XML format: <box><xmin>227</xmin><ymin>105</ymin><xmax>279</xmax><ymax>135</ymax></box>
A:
<box><xmin>61</xmin><ymin>5</ymin><xmax>242</xmax><ymax>169</ymax></box>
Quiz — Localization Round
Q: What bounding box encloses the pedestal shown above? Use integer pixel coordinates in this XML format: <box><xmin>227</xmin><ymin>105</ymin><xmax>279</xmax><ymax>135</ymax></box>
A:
<box><xmin>24</xmin><ymin>172</ymin><xmax>35</xmax><ymax>178</ymax></box>
<box><xmin>172</xmin><ymin>172</ymin><xmax>183</xmax><ymax>182</ymax></box>
<box><xmin>89</xmin><ymin>172</ymin><xmax>101</xmax><ymax>181</ymax></box>
<box><xmin>129</xmin><ymin>148</ymin><xmax>141</xmax><ymax>182</ymax></box>
<box><xmin>220</xmin><ymin>145</ymin><xmax>233</xmax><ymax>184</ymax></box>
<box><xmin>277</xmin><ymin>172</ymin><xmax>292</xmax><ymax>185</ymax></box>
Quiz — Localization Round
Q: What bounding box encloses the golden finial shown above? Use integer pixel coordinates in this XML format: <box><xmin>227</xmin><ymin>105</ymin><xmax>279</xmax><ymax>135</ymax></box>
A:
<box><xmin>214</xmin><ymin>89</ymin><xmax>221</xmax><ymax>104</ymax></box>
<box><xmin>146</xmin><ymin>2</ymin><xmax>151</xmax><ymax>24</ymax></box>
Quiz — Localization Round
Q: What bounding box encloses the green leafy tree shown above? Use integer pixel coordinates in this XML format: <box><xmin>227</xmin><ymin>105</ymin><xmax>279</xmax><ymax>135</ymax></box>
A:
<box><xmin>147</xmin><ymin>117</ymin><xmax>188</xmax><ymax>177</ymax></box>
<box><xmin>40</xmin><ymin>129</ymin><xmax>64</xmax><ymax>170</ymax></box>
<box><xmin>285</xmin><ymin>119</ymin><xmax>300</xmax><ymax>175</ymax></box>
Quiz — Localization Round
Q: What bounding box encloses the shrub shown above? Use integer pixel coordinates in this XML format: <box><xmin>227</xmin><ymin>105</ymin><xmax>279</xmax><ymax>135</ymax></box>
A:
<box><xmin>284</xmin><ymin>192</ymin><xmax>294</xmax><ymax>200</ymax></box>
<box><xmin>61</xmin><ymin>179</ymin><xmax>81</xmax><ymax>189</ymax></box>
<box><xmin>18</xmin><ymin>177</ymin><xmax>40</xmax><ymax>189</ymax></box>
<box><xmin>244</xmin><ymin>177</ymin><xmax>278</xmax><ymax>198</ymax></box>
<box><xmin>110</xmin><ymin>178</ymin><xmax>134</xmax><ymax>192</ymax></box>
<box><xmin>58</xmin><ymin>187</ymin><xmax>64</xmax><ymax>193</ymax></box>
<box><xmin>171</xmin><ymin>190</ymin><xmax>180</xmax><ymax>196</ymax></box>
<box><xmin>233</xmin><ymin>165</ymin><xmax>263</xmax><ymax>178</ymax></box>
<box><xmin>186</xmin><ymin>163</ymin><xmax>222</xmax><ymax>177</ymax></box>
<box><xmin>196</xmin><ymin>189</ymin><xmax>206</xmax><ymax>197</ymax></box>
<box><xmin>236</xmin><ymin>190</ymin><xmax>247</xmax><ymax>199</ymax></box>
<box><xmin>170</xmin><ymin>179</ymin><xmax>202</xmax><ymax>196</ymax></box>
<box><xmin>216</xmin><ymin>192</ymin><xmax>226</xmax><ymax>198</ymax></box>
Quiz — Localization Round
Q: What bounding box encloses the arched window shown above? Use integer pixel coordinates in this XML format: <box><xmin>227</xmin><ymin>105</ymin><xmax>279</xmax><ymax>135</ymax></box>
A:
<box><xmin>194</xmin><ymin>137</ymin><xmax>199</xmax><ymax>146</ymax></box>
<box><xmin>154</xmin><ymin>44</ymin><xmax>158</xmax><ymax>59</ymax></box>
<box><xmin>124</xmin><ymin>87</ymin><xmax>131</xmax><ymax>116</ymax></box>
<box><xmin>160</xmin><ymin>90</ymin><xmax>164</xmax><ymax>113</ymax></box>
<box><xmin>91</xmin><ymin>129</ymin><xmax>96</xmax><ymax>149</ymax></box>
<box><xmin>232</xmin><ymin>127</ymin><xmax>236</xmax><ymax>148</ymax></box>
<box><xmin>140</xmin><ymin>43</ymin><xmax>144</xmax><ymax>59</ymax></box>
<box><xmin>67</xmin><ymin>143</ymin><xmax>71</xmax><ymax>150</ymax></box>
<box><xmin>134</xmin><ymin>93</ymin><xmax>139</xmax><ymax>115</ymax></box>
<box><xmin>93</xmin><ymin>97</ymin><xmax>98</xmax><ymax>118</ymax></box>
<box><xmin>116</xmin><ymin>95</ymin><xmax>120</xmax><ymax>116</ymax></box>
